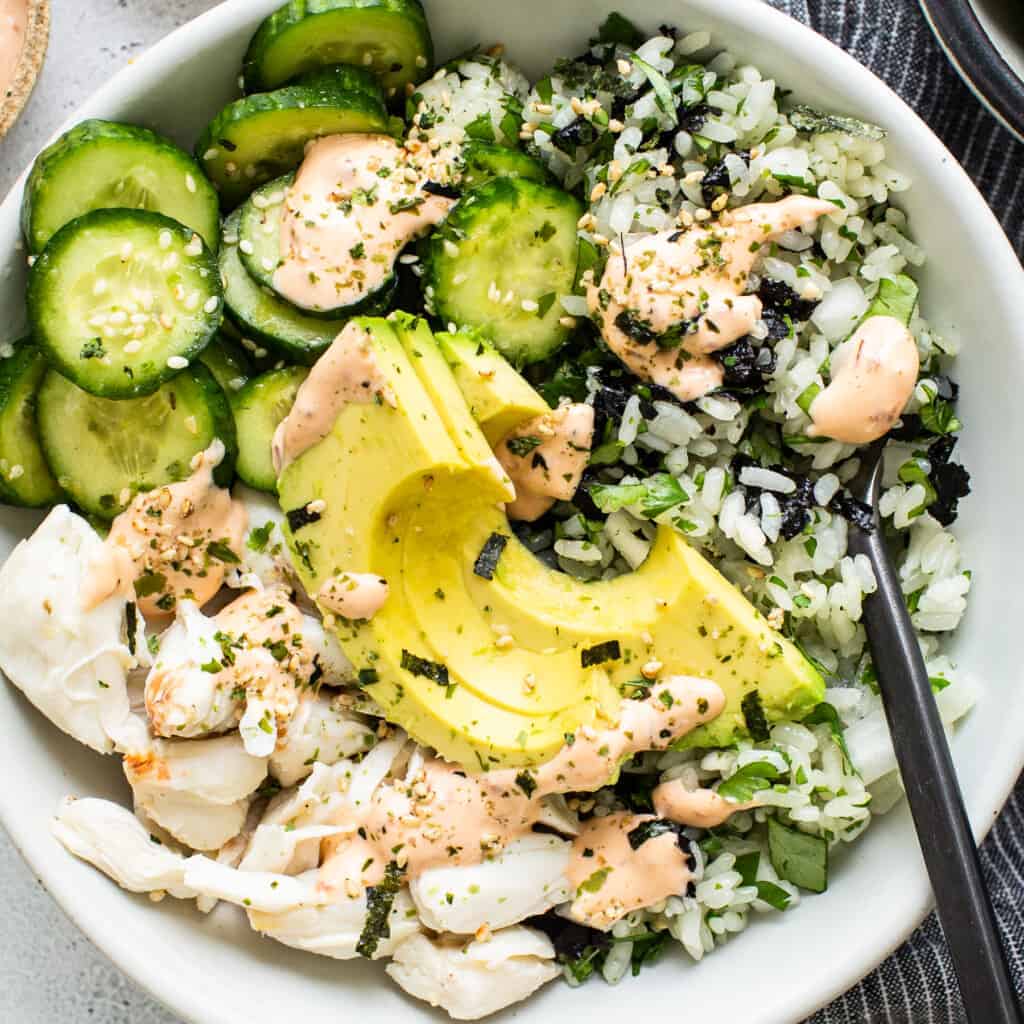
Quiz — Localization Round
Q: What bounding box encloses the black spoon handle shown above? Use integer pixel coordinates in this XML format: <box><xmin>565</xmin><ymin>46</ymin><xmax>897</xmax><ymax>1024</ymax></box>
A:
<box><xmin>848</xmin><ymin>520</ymin><xmax>1021</xmax><ymax>1022</ymax></box>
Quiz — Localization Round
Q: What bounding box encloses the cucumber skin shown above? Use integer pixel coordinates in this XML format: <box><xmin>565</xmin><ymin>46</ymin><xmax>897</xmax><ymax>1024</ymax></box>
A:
<box><xmin>21</xmin><ymin>119</ymin><xmax>221</xmax><ymax>254</ymax></box>
<box><xmin>27</xmin><ymin>209</ymin><xmax>223</xmax><ymax>400</ymax></box>
<box><xmin>243</xmin><ymin>0</ymin><xmax>433</xmax><ymax>95</ymax></box>
<box><xmin>459</xmin><ymin>141</ymin><xmax>552</xmax><ymax>189</ymax></box>
<box><xmin>195</xmin><ymin>65</ymin><xmax>389</xmax><ymax>208</ymax></box>
<box><xmin>199</xmin><ymin>333</ymin><xmax>254</xmax><ymax>395</ymax></box>
<box><xmin>36</xmin><ymin>364</ymin><xmax>238</xmax><ymax>520</ymax></box>
<box><xmin>231</xmin><ymin>366</ymin><xmax>309</xmax><ymax>492</ymax></box>
<box><xmin>0</xmin><ymin>342</ymin><xmax>64</xmax><ymax>508</ymax></box>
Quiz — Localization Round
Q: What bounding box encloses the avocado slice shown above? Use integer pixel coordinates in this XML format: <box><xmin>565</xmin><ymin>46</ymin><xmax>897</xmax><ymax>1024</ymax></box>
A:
<box><xmin>437</xmin><ymin>329</ymin><xmax>550</xmax><ymax>445</ymax></box>
<box><xmin>278</xmin><ymin>317</ymin><xmax>824</xmax><ymax>769</ymax></box>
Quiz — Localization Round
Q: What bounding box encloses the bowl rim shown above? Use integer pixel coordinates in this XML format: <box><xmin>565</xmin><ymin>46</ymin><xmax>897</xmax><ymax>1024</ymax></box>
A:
<box><xmin>918</xmin><ymin>0</ymin><xmax>1024</xmax><ymax>142</ymax></box>
<box><xmin>2</xmin><ymin>1</ymin><xmax>1024</xmax><ymax>1022</ymax></box>
<box><xmin>0</xmin><ymin>0</ymin><xmax>50</xmax><ymax>138</ymax></box>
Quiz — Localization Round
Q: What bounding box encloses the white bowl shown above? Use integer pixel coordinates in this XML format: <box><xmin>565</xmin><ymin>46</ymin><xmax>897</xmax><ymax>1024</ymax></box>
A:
<box><xmin>2</xmin><ymin>2</ymin><xmax>1022</xmax><ymax>1022</ymax></box>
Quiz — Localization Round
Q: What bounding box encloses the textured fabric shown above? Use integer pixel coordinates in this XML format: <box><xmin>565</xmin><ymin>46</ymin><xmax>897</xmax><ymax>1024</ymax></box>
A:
<box><xmin>761</xmin><ymin>3</ymin><xmax>1024</xmax><ymax>1021</ymax></box>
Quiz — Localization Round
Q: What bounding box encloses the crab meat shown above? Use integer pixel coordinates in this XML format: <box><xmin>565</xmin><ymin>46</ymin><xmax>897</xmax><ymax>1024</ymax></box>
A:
<box><xmin>411</xmin><ymin>834</ymin><xmax>572</xmax><ymax>934</ymax></box>
<box><xmin>249</xmin><ymin>887</ymin><xmax>421</xmax><ymax>960</ymax></box>
<box><xmin>227</xmin><ymin>484</ymin><xmax>296</xmax><ymax>592</ymax></box>
<box><xmin>269</xmin><ymin>689</ymin><xmax>376</xmax><ymax>787</ymax></box>
<box><xmin>123</xmin><ymin>733</ymin><xmax>268</xmax><ymax>850</ymax></box>
<box><xmin>0</xmin><ymin>506</ymin><xmax>148</xmax><ymax>753</ymax></box>
<box><xmin>386</xmin><ymin>927</ymin><xmax>559</xmax><ymax>1020</ymax></box>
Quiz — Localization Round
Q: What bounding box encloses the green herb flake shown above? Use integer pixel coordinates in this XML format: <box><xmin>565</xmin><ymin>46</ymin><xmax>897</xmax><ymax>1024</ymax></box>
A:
<box><xmin>767</xmin><ymin>817</ymin><xmax>828</xmax><ymax>893</ymax></box>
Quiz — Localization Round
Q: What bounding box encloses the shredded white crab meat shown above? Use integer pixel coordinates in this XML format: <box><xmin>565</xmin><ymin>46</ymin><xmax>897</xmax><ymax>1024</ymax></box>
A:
<box><xmin>0</xmin><ymin>506</ymin><xmax>149</xmax><ymax>753</ymax></box>
<box><xmin>386</xmin><ymin>927</ymin><xmax>560</xmax><ymax>1021</ymax></box>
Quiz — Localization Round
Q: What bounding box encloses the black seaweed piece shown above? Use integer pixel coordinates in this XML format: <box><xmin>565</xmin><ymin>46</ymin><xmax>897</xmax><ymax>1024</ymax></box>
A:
<box><xmin>286</xmin><ymin>505</ymin><xmax>323</xmax><ymax>532</ymax></box>
<box><xmin>930</xmin><ymin>461</ymin><xmax>971</xmax><ymax>526</ymax></box>
<box><xmin>627</xmin><ymin>818</ymin><xmax>680</xmax><ymax>850</ymax></box>
<box><xmin>581</xmin><ymin>639</ymin><xmax>622</xmax><ymax>667</ymax></box>
<box><xmin>308</xmin><ymin>656</ymin><xmax>324</xmax><ymax>689</ymax></box>
<box><xmin>931</xmin><ymin>374</ymin><xmax>960</xmax><ymax>403</ymax></box>
<box><xmin>741</xmin><ymin>690</ymin><xmax>771</xmax><ymax>742</ymax></box>
<box><xmin>422</xmin><ymin>180</ymin><xmax>461</xmax><ymax>199</ymax></box>
<box><xmin>928</xmin><ymin>434</ymin><xmax>957</xmax><ymax>467</ymax></box>
<box><xmin>527</xmin><ymin>913</ymin><xmax>612</xmax><ymax>977</ymax></box>
<box><xmin>654</xmin><ymin>101</ymin><xmax>711</xmax><ymax>152</ymax></box>
<box><xmin>473</xmin><ymin>532</ymin><xmax>509</xmax><ymax>580</ymax></box>
<box><xmin>701</xmin><ymin>152</ymin><xmax>749</xmax><ymax>208</ymax></box>
<box><xmin>614</xmin><ymin>766</ymin><xmax>657</xmax><ymax>812</ymax></box>
<box><xmin>734</xmin><ymin>453</ymin><xmax>816</xmax><ymax>540</ymax></box>
<box><xmin>715</xmin><ymin>337</ymin><xmax>776</xmax><ymax>393</ymax></box>
<box><xmin>356</xmin><ymin>862</ymin><xmax>404</xmax><ymax>958</ymax></box>
<box><xmin>515</xmin><ymin>770</ymin><xmax>537</xmax><ymax>797</ymax></box>
<box><xmin>829</xmin><ymin>491</ymin><xmax>876</xmax><ymax>532</ymax></box>
<box><xmin>888</xmin><ymin>413</ymin><xmax>924</xmax><ymax>442</ymax></box>
<box><xmin>551</xmin><ymin>117</ymin><xmax>599</xmax><ymax>157</ymax></box>
<box><xmin>125</xmin><ymin>601</ymin><xmax>138</xmax><ymax>656</ymax></box>
<box><xmin>400</xmin><ymin>649</ymin><xmax>449</xmax><ymax>685</ymax></box>
<box><xmin>756</xmin><ymin>278</ymin><xmax>820</xmax><ymax>341</ymax></box>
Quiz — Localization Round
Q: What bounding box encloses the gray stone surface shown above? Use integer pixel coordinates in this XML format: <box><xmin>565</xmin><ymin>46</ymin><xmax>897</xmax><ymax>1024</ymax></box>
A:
<box><xmin>0</xmin><ymin>6</ymin><xmax>217</xmax><ymax>1019</ymax></box>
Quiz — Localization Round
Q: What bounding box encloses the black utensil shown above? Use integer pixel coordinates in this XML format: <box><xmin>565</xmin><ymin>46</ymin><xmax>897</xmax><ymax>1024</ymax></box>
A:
<box><xmin>847</xmin><ymin>438</ymin><xmax>1021</xmax><ymax>1022</ymax></box>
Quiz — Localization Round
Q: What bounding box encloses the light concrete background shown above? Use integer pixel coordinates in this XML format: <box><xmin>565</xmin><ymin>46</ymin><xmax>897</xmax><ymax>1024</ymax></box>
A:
<box><xmin>0</xmin><ymin>7</ymin><xmax>218</xmax><ymax>1020</ymax></box>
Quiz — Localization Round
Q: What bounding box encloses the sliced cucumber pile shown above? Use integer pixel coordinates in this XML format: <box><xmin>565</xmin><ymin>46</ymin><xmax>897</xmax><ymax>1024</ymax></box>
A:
<box><xmin>220</xmin><ymin>210</ymin><xmax>340</xmax><ymax>363</ymax></box>
<box><xmin>199</xmin><ymin>333</ymin><xmax>253</xmax><ymax>395</ymax></box>
<box><xmin>196</xmin><ymin>65</ymin><xmax>389</xmax><ymax>207</ymax></box>
<box><xmin>22</xmin><ymin>120</ymin><xmax>221</xmax><ymax>254</ymax></box>
<box><xmin>243</xmin><ymin>0</ymin><xmax>433</xmax><ymax>98</ymax></box>
<box><xmin>231</xmin><ymin>366</ymin><xmax>309</xmax><ymax>492</ymax></box>
<box><xmin>459</xmin><ymin>141</ymin><xmax>551</xmax><ymax>190</ymax></box>
<box><xmin>0</xmin><ymin>342</ymin><xmax>63</xmax><ymax>508</ymax></box>
<box><xmin>27</xmin><ymin>209</ymin><xmax>222</xmax><ymax>399</ymax></box>
<box><xmin>425</xmin><ymin>177</ymin><xmax>583</xmax><ymax>365</ymax></box>
<box><xmin>37</xmin><ymin>364</ymin><xmax>237</xmax><ymax>519</ymax></box>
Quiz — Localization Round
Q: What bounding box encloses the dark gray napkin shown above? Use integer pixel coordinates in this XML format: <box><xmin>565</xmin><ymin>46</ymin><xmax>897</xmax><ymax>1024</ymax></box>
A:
<box><xmin>763</xmin><ymin>2</ymin><xmax>1024</xmax><ymax>1021</ymax></box>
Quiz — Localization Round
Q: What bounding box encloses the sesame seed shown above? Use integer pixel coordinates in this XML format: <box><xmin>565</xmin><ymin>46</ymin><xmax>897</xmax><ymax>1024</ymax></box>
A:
<box><xmin>123</xmin><ymin>340</ymin><xmax>143</xmax><ymax>354</ymax></box>
<box><xmin>617</xmin><ymin>59</ymin><xmax>632</xmax><ymax>75</ymax></box>
<box><xmin>185</xmin><ymin>174</ymin><xmax>196</xmax><ymax>194</ymax></box>
<box><xmin>443</xmin><ymin>239</ymin><xmax>459</xmax><ymax>258</ymax></box>
<box><xmin>7</xmin><ymin>464</ymin><xmax>24</xmax><ymax>480</ymax></box>
<box><xmin>415</xmin><ymin>54</ymin><xmax>428</xmax><ymax>68</ymax></box>
<box><xmin>495</xmin><ymin>634</ymin><xmax>514</xmax><ymax>649</ymax></box>
<box><xmin>362</xmin><ymin>50</ymin><xmax>374</xmax><ymax>65</ymax></box>
<box><xmin>608</xmin><ymin>118</ymin><xmax>625</xmax><ymax>133</ymax></box>
<box><xmin>184</xmin><ymin>235</ymin><xmax>203</xmax><ymax>257</ymax></box>
<box><xmin>225</xmin><ymin>161</ymin><xmax>237</xmax><ymax>175</ymax></box>
<box><xmin>203</xmin><ymin>296</ymin><xmax>219</xmax><ymax>314</ymax></box>
<box><xmin>711</xmin><ymin>193</ymin><xmax>729</xmax><ymax>212</ymax></box>
<box><xmin>590</xmin><ymin>181</ymin><xmax>607</xmax><ymax>202</ymax></box>
<box><xmin>261</xmin><ymin>257</ymin><xmax>275</xmax><ymax>272</ymax></box>
<box><xmin>158</xmin><ymin>230</ymin><xmax>173</xmax><ymax>250</ymax></box>
<box><xmin>203</xmin><ymin>148</ymin><xmax>220</xmax><ymax>161</ymax></box>
<box><xmin>398</xmin><ymin>253</ymin><xmax>419</xmax><ymax>265</ymax></box>
<box><xmin>521</xmin><ymin>298</ymin><xmax>539</xmax><ymax>312</ymax></box>
<box><xmin>452</xmin><ymin>272</ymin><xmax>467</xmax><ymax>285</ymax></box>
<box><xmin>183</xmin><ymin>415</ymin><xmax>198</xmax><ymax>435</ymax></box>
<box><xmin>307</xmin><ymin>499</ymin><xmax>327</xmax><ymax>514</ymax></box>
<box><xmin>239</xmin><ymin>240</ymin><xmax>255</xmax><ymax>255</ymax></box>
<box><xmin>558</xmin><ymin>315</ymin><xmax>577</xmax><ymax>329</ymax></box>
<box><xmin>641</xmin><ymin>659</ymin><xmax>663</xmax><ymax>679</ymax></box>
<box><xmin>159</xmin><ymin>313</ymin><xmax>174</xmax><ymax>330</ymax></box>
<box><xmin>167</xmin><ymin>356</ymin><xmax>189</xmax><ymax>370</ymax></box>
<box><xmin>109</xmin><ymin>311</ymin><xmax>128</xmax><ymax>325</ymax></box>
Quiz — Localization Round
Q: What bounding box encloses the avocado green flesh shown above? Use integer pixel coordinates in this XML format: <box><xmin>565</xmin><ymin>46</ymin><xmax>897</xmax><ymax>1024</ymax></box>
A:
<box><xmin>278</xmin><ymin>318</ymin><xmax>824</xmax><ymax>769</ymax></box>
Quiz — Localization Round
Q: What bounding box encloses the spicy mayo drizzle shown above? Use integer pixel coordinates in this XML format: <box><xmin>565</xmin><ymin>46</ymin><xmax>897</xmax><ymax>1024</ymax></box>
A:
<box><xmin>272</xmin><ymin>321</ymin><xmax>397</xmax><ymax>475</ymax></box>
<box><xmin>808</xmin><ymin>314</ymin><xmax>920</xmax><ymax>444</ymax></box>
<box><xmin>590</xmin><ymin>195</ymin><xmax>834</xmax><ymax>401</ymax></box>
<box><xmin>495</xmin><ymin>403</ymin><xmax>595</xmax><ymax>522</ymax></box>
<box><xmin>80</xmin><ymin>441</ymin><xmax>246</xmax><ymax>617</ymax></box>
<box><xmin>315</xmin><ymin>677</ymin><xmax>725</xmax><ymax>906</ymax></box>
<box><xmin>318</xmin><ymin>572</ymin><xmax>389</xmax><ymax>621</ymax></box>
<box><xmin>273</xmin><ymin>134</ymin><xmax>455</xmax><ymax>314</ymax></box>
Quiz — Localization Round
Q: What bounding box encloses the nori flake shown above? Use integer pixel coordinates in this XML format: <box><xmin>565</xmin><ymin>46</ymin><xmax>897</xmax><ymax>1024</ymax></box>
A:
<box><xmin>581</xmin><ymin>640</ymin><xmax>621</xmax><ymax>667</ymax></box>
<box><xmin>125</xmin><ymin>602</ymin><xmax>138</xmax><ymax>656</ymax></box>
<box><xmin>400</xmin><ymin>649</ymin><xmax>449</xmax><ymax>686</ymax></box>
<box><xmin>715</xmin><ymin>337</ymin><xmax>776</xmax><ymax>392</ymax></box>
<box><xmin>626</xmin><ymin>818</ymin><xmax>679</xmax><ymax>850</ymax></box>
<box><xmin>473</xmin><ymin>532</ymin><xmax>509</xmax><ymax>580</ymax></box>
<box><xmin>741</xmin><ymin>690</ymin><xmax>771</xmax><ymax>742</ymax></box>
<box><xmin>756</xmin><ymin>278</ymin><xmax>819</xmax><ymax>340</ymax></box>
<box><xmin>356</xmin><ymin>861</ymin><xmax>404</xmax><ymax>958</ymax></box>
<box><xmin>828</xmin><ymin>491</ymin><xmax>875</xmax><ymax>532</ymax></box>
<box><xmin>927</xmin><ymin>435</ymin><xmax>971</xmax><ymax>526</ymax></box>
<box><xmin>515</xmin><ymin>770</ymin><xmax>537</xmax><ymax>797</ymax></box>
<box><xmin>286</xmin><ymin>504</ymin><xmax>323</xmax><ymax>532</ymax></box>
<box><xmin>422</xmin><ymin>180</ymin><xmax>461</xmax><ymax>199</ymax></box>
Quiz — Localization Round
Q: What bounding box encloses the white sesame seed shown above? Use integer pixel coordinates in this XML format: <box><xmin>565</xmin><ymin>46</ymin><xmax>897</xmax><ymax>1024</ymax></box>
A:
<box><xmin>185</xmin><ymin>174</ymin><xmax>196</xmax><ymax>194</ymax></box>
<box><xmin>225</xmin><ymin>161</ymin><xmax>237</xmax><ymax>175</ymax></box>
<box><xmin>203</xmin><ymin>148</ymin><xmax>220</xmax><ymax>161</ymax></box>
<box><xmin>261</xmin><ymin>257</ymin><xmax>275</xmax><ymax>272</ymax></box>
<box><xmin>443</xmin><ymin>239</ymin><xmax>459</xmax><ymax>258</ymax></box>
<box><xmin>362</xmin><ymin>50</ymin><xmax>374</xmax><ymax>65</ymax></box>
<box><xmin>8</xmin><ymin>464</ymin><xmax>24</xmax><ymax>480</ymax></box>
<box><xmin>239</xmin><ymin>240</ymin><xmax>255</xmax><ymax>255</ymax></box>
<box><xmin>158</xmin><ymin>230</ymin><xmax>173</xmax><ymax>250</ymax></box>
<box><xmin>159</xmin><ymin>313</ymin><xmax>174</xmax><ymax>330</ymax></box>
<box><xmin>452</xmin><ymin>272</ymin><xmax>467</xmax><ymax>285</ymax></box>
<box><xmin>109</xmin><ymin>311</ymin><xmax>128</xmax><ymax>325</ymax></box>
<box><xmin>399</xmin><ymin>253</ymin><xmax>419</xmax><ymax>265</ymax></box>
<box><xmin>183</xmin><ymin>414</ymin><xmax>198</xmax><ymax>435</ymax></box>
<box><xmin>167</xmin><ymin>356</ymin><xmax>189</xmax><ymax>370</ymax></box>
<box><xmin>415</xmin><ymin>54</ymin><xmax>428</xmax><ymax>68</ymax></box>
<box><xmin>26</xmin><ymin>255</ymin><xmax>36</xmax><ymax>267</ymax></box>
<box><xmin>184</xmin><ymin>235</ymin><xmax>203</xmax><ymax>257</ymax></box>
<box><xmin>203</xmin><ymin>296</ymin><xmax>219</xmax><ymax>314</ymax></box>
<box><xmin>521</xmin><ymin>298</ymin><xmax>539</xmax><ymax>312</ymax></box>
<box><xmin>617</xmin><ymin>58</ymin><xmax>632</xmax><ymax>75</ymax></box>
<box><xmin>559</xmin><ymin>315</ymin><xmax>577</xmax><ymax>328</ymax></box>
<box><xmin>123</xmin><ymin>340</ymin><xmax>143</xmax><ymax>354</ymax></box>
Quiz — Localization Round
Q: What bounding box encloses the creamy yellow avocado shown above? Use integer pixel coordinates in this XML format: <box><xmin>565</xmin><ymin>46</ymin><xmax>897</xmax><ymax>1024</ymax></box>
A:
<box><xmin>278</xmin><ymin>316</ymin><xmax>824</xmax><ymax>770</ymax></box>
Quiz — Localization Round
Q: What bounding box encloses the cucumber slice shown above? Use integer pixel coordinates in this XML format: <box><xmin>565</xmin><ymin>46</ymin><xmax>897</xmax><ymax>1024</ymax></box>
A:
<box><xmin>199</xmin><ymin>333</ymin><xmax>253</xmax><ymax>395</ymax></box>
<box><xmin>231</xmin><ymin>366</ymin><xmax>309</xmax><ymax>492</ymax></box>
<box><xmin>21</xmin><ymin>120</ymin><xmax>221</xmax><ymax>254</ymax></box>
<box><xmin>220</xmin><ymin>210</ymin><xmax>336</xmax><ymax>364</ymax></box>
<box><xmin>28</xmin><ymin>209</ymin><xmax>223</xmax><ymax>399</ymax></box>
<box><xmin>459</xmin><ymin>141</ymin><xmax>551</xmax><ymax>189</ymax></box>
<box><xmin>0</xmin><ymin>342</ymin><xmax>63</xmax><ymax>508</ymax></box>
<box><xmin>243</xmin><ymin>0</ymin><xmax>433</xmax><ymax>98</ymax></box>
<box><xmin>195</xmin><ymin>66</ymin><xmax>389</xmax><ymax>208</ymax></box>
<box><xmin>237</xmin><ymin>174</ymin><xmax>394</xmax><ymax>318</ymax></box>
<box><xmin>37</xmin><ymin>365</ymin><xmax>237</xmax><ymax>520</ymax></box>
<box><xmin>425</xmin><ymin>177</ymin><xmax>583</xmax><ymax>365</ymax></box>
